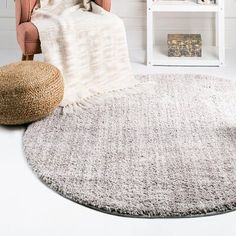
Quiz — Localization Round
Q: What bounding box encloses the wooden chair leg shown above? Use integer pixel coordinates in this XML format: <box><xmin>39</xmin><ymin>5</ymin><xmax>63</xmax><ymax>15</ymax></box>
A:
<box><xmin>22</xmin><ymin>54</ymin><xmax>26</xmax><ymax>61</ymax></box>
<box><xmin>22</xmin><ymin>54</ymin><xmax>34</xmax><ymax>61</ymax></box>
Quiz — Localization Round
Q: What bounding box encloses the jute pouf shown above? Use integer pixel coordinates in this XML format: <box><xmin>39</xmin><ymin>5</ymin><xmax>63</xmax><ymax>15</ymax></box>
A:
<box><xmin>24</xmin><ymin>74</ymin><xmax>236</xmax><ymax>218</ymax></box>
<box><xmin>0</xmin><ymin>61</ymin><xmax>64</xmax><ymax>125</ymax></box>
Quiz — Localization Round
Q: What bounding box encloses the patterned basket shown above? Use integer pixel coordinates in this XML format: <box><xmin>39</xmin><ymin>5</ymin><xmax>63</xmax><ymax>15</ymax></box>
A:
<box><xmin>0</xmin><ymin>61</ymin><xmax>64</xmax><ymax>125</ymax></box>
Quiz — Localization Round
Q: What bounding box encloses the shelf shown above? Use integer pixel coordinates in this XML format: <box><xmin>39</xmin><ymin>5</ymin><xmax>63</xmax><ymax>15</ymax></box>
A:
<box><xmin>147</xmin><ymin>0</ymin><xmax>225</xmax><ymax>67</ymax></box>
<box><xmin>152</xmin><ymin>46</ymin><xmax>220</xmax><ymax>66</ymax></box>
<box><xmin>151</xmin><ymin>1</ymin><xmax>219</xmax><ymax>12</ymax></box>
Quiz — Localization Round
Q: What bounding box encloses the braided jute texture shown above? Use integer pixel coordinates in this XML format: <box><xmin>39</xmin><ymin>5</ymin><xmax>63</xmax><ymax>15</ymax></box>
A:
<box><xmin>0</xmin><ymin>61</ymin><xmax>64</xmax><ymax>125</ymax></box>
<box><xmin>24</xmin><ymin>74</ymin><xmax>236</xmax><ymax>218</ymax></box>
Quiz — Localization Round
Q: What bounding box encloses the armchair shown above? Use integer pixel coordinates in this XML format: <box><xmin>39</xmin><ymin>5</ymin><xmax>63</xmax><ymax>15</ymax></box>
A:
<box><xmin>15</xmin><ymin>0</ymin><xmax>112</xmax><ymax>61</ymax></box>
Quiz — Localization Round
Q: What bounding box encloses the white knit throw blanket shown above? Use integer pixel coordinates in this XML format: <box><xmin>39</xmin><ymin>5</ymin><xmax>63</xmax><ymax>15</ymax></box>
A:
<box><xmin>32</xmin><ymin>0</ymin><xmax>136</xmax><ymax>106</ymax></box>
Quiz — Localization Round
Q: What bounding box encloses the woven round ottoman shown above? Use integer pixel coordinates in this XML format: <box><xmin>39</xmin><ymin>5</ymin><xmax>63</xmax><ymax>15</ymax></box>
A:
<box><xmin>0</xmin><ymin>61</ymin><xmax>64</xmax><ymax>125</ymax></box>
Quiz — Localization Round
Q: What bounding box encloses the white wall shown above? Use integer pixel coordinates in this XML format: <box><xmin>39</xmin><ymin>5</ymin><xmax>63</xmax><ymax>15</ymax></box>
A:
<box><xmin>0</xmin><ymin>0</ymin><xmax>14</xmax><ymax>16</ymax></box>
<box><xmin>0</xmin><ymin>0</ymin><xmax>236</xmax><ymax>52</ymax></box>
<box><xmin>0</xmin><ymin>0</ymin><xmax>16</xmax><ymax>49</ymax></box>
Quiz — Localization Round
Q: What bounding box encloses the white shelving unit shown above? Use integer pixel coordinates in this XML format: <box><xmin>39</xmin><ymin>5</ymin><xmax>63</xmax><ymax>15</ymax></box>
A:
<box><xmin>147</xmin><ymin>0</ymin><xmax>225</xmax><ymax>67</ymax></box>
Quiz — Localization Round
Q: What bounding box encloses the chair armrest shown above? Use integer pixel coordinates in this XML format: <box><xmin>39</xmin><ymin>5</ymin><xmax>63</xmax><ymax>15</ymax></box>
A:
<box><xmin>94</xmin><ymin>0</ymin><xmax>111</xmax><ymax>12</ymax></box>
<box><xmin>15</xmin><ymin>0</ymin><xmax>38</xmax><ymax>25</ymax></box>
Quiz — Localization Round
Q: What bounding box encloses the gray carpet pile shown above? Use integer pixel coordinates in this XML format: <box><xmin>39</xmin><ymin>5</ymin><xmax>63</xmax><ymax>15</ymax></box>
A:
<box><xmin>23</xmin><ymin>74</ymin><xmax>236</xmax><ymax>218</ymax></box>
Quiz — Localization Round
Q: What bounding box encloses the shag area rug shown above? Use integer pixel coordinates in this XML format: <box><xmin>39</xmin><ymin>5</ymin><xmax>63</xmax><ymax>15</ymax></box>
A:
<box><xmin>23</xmin><ymin>74</ymin><xmax>236</xmax><ymax>218</ymax></box>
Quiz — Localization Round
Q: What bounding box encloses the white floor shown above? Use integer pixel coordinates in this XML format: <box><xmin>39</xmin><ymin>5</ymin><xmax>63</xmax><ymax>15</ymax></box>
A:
<box><xmin>1</xmin><ymin>49</ymin><xmax>236</xmax><ymax>236</ymax></box>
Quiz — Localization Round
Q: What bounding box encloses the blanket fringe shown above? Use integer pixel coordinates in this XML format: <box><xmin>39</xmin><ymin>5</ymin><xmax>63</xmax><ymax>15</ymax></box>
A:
<box><xmin>60</xmin><ymin>73</ymin><xmax>232</xmax><ymax>114</ymax></box>
<box><xmin>60</xmin><ymin>75</ymin><xmax>146</xmax><ymax>113</ymax></box>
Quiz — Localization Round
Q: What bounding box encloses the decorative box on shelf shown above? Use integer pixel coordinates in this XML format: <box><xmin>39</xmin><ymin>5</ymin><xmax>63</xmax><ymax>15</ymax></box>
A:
<box><xmin>147</xmin><ymin>0</ymin><xmax>225</xmax><ymax>67</ymax></box>
<box><xmin>167</xmin><ymin>34</ymin><xmax>202</xmax><ymax>57</ymax></box>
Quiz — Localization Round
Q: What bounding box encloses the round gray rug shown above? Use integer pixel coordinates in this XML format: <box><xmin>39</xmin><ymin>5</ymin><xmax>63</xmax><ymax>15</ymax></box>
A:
<box><xmin>23</xmin><ymin>74</ymin><xmax>236</xmax><ymax>218</ymax></box>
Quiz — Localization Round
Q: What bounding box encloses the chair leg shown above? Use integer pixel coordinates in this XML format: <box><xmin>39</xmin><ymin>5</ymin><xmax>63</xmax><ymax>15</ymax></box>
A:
<box><xmin>22</xmin><ymin>54</ymin><xmax>34</xmax><ymax>61</ymax></box>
